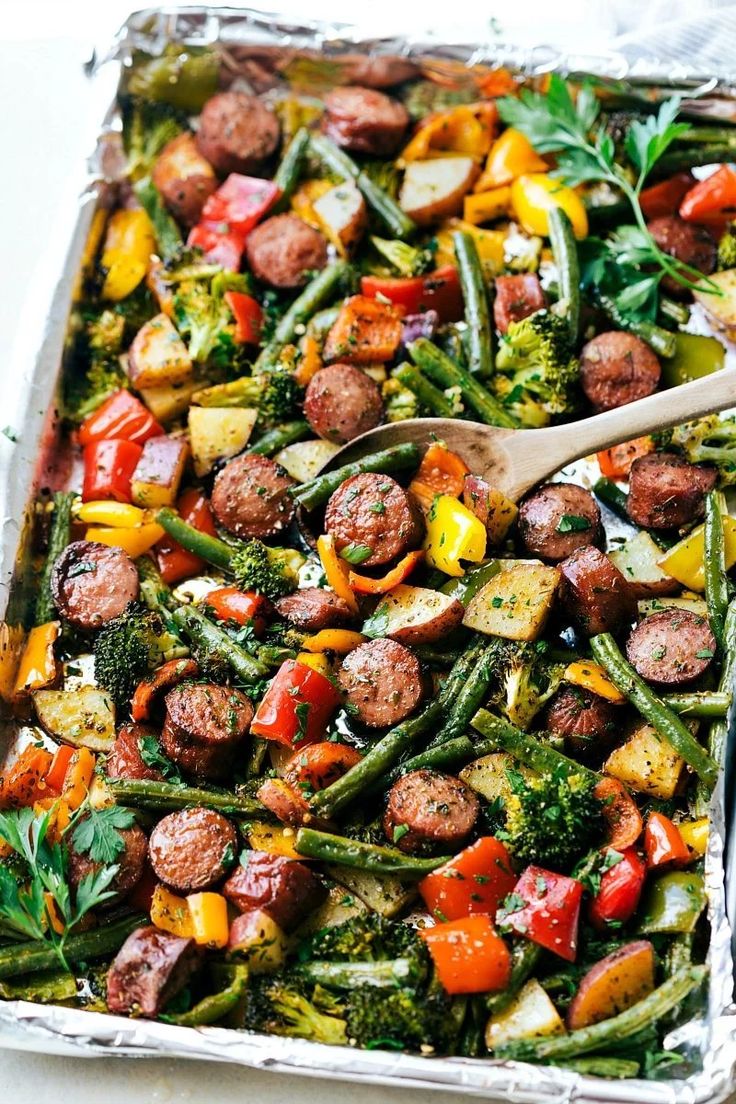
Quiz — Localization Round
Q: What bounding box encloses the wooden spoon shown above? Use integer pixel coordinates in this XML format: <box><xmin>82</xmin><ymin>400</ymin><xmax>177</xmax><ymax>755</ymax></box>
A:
<box><xmin>321</xmin><ymin>369</ymin><xmax>736</xmax><ymax>501</ymax></box>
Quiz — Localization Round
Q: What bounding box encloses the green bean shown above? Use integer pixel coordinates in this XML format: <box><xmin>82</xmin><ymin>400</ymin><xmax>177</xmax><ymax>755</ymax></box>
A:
<box><xmin>589</xmin><ymin>633</ymin><xmax>718</xmax><ymax>788</ymax></box>
<box><xmin>471</xmin><ymin>709</ymin><xmax>599</xmax><ymax>783</ymax></box>
<box><xmin>165</xmin><ymin>965</ymin><xmax>248</xmax><ymax>1027</ymax></box>
<box><xmin>308</xmin><ymin>305</ymin><xmax>341</xmax><ymax>337</ymax></box>
<box><xmin>409</xmin><ymin>338</ymin><xmax>519</xmax><ymax>428</ymax></box>
<box><xmin>485</xmin><ymin>942</ymin><xmax>542</xmax><ymax>1017</ymax></box>
<box><xmin>106</xmin><ymin>777</ymin><xmax>266</xmax><ymax>818</ymax></box>
<box><xmin>597</xmin><ymin>294</ymin><xmax>676</xmax><ymax>357</ymax></box>
<box><xmin>592</xmin><ymin>477</ymin><xmax>629</xmax><ymax>521</ymax></box>
<box><xmin>656</xmin><ymin>146</ymin><xmax>736</xmax><ymax>175</ymax></box>
<box><xmin>425</xmin><ymin>639</ymin><xmax>502</xmax><ymax>751</ymax></box>
<box><xmin>249</xmin><ymin>420</ymin><xmax>311</xmax><ymax>457</ymax></box>
<box><xmin>295</xmin><ymin>828</ymin><xmax>448</xmax><ymax>877</ymax></box>
<box><xmin>548</xmin><ymin>207</ymin><xmax>580</xmax><ymax>343</ymax></box>
<box><xmin>663</xmin><ymin>691</ymin><xmax>730</xmax><ymax>718</ymax></box>
<box><xmin>134</xmin><ymin>177</ymin><xmax>182</xmax><ymax>260</ymax></box>
<box><xmin>156</xmin><ymin>507</ymin><xmax>233</xmax><ymax>570</ymax></box>
<box><xmin>495</xmin><ymin>966</ymin><xmax>706</xmax><ymax>1061</ymax></box>
<box><xmin>552</xmin><ymin>1058</ymin><xmax>641</xmax><ymax>1079</ymax></box>
<box><xmin>0</xmin><ymin>968</ymin><xmax>78</xmax><ymax>1003</ymax></box>
<box><xmin>696</xmin><ymin>597</ymin><xmax>736</xmax><ymax>814</ymax></box>
<box><xmin>391</xmin><ymin>362</ymin><xmax>458</xmax><ymax>418</ymax></box>
<box><xmin>704</xmin><ymin>491</ymin><xmax>729</xmax><ymax>648</ymax></box>
<box><xmin>172</xmin><ymin>604</ymin><xmax>270</xmax><ymax>683</ymax></box>
<box><xmin>659</xmin><ymin>296</ymin><xmax>690</xmax><ymax>327</ymax></box>
<box><xmin>35</xmin><ymin>491</ymin><xmax>75</xmax><ymax>625</ymax></box>
<box><xmin>0</xmin><ymin>912</ymin><xmax>146</xmax><ymax>980</ymax></box>
<box><xmin>292</xmin><ymin>442</ymin><xmax>421</xmax><ymax>512</ymax></box>
<box><xmin>256</xmin><ymin>260</ymin><xmax>350</xmax><ymax>371</ymax></box>
<box><xmin>453</xmin><ymin>230</ymin><xmax>493</xmax><ymax>377</ymax></box>
<box><xmin>391</xmin><ymin>734</ymin><xmax>477</xmax><ymax>775</ymax></box>
<box><xmin>308</xmin><ymin>133</ymin><xmax>416</xmax><ymax>240</ymax></box>
<box><xmin>272</xmin><ymin>127</ymin><xmax>310</xmax><ymax>210</ymax></box>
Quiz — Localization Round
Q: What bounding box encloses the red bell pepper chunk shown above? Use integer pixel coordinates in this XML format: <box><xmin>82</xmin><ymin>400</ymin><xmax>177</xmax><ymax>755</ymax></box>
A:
<box><xmin>82</xmin><ymin>439</ymin><xmax>142</xmax><ymax>504</ymax></box>
<box><xmin>155</xmin><ymin>488</ymin><xmax>217</xmax><ymax>585</ymax></box>
<box><xmin>43</xmin><ymin>744</ymin><xmax>76</xmax><ymax>795</ymax></box>
<box><xmin>644</xmin><ymin>813</ymin><xmax>690</xmax><ymax>869</ymax></box>
<box><xmin>360</xmin><ymin>265</ymin><xmax>464</xmax><ymax>324</ymax></box>
<box><xmin>501</xmin><ymin>865</ymin><xmax>583</xmax><ymax>962</ymax></box>
<box><xmin>78</xmin><ymin>390</ymin><xmax>164</xmax><ymax>448</ymax></box>
<box><xmin>204</xmin><ymin>586</ymin><xmax>271</xmax><ymax>634</ymax></box>
<box><xmin>589</xmin><ymin>847</ymin><xmax>646</xmax><ymax>930</ymax></box>
<box><xmin>640</xmin><ymin>171</ymin><xmax>694</xmax><ymax>220</ymax></box>
<box><xmin>187</xmin><ymin>223</ymin><xmax>245</xmax><ymax>272</ymax></box>
<box><xmin>421</xmin><ymin>915</ymin><xmax>511</xmax><ymax>995</ymax></box>
<box><xmin>200</xmin><ymin>175</ymin><xmax>280</xmax><ymax>237</ymax></box>
<box><xmin>419</xmin><ymin>836</ymin><xmax>517</xmax><ymax>922</ymax></box>
<box><xmin>225</xmin><ymin>291</ymin><xmax>263</xmax><ymax>345</ymax></box>
<box><xmin>680</xmin><ymin>165</ymin><xmax>736</xmax><ymax>224</ymax></box>
<box><xmin>251</xmin><ymin>659</ymin><xmax>342</xmax><ymax>749</ymax></box>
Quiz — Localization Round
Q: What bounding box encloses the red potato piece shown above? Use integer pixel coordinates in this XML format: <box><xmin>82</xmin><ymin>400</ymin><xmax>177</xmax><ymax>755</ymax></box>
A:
<box><xmin>161</xmin><ymin>683</ymin><xmax>253</xmax><ymax>781</ymax></box>
<box><xmin>399</xmin><ymin>157</ymin><xmax>480</xmax><ymax>226</ymax></box>
<box><xmin>371</xmin><ymin>583</ymin><xmax>465</xmax><ymax>646</ymax></box>
<box><xmin>130</xmin><ymin>435</ymin><xmax>189</xmax><ymax>509</ymax></box>
<box><xmin>222</xmin><ymin>851</ymin><xmax>326</xmax><ymax>931</ymax></box>
<box><xmin>567</xmin><ymin>940</ymin><xmax>655</xmax><ymax>1029</ymax></box>
<box><xmin>337</xmin><ymin>638</ymin><xmax>424</xmax><ymax>728</ymax></box>
<box><xmin>493</xmin><ymin>273</ymin><xmax>546</xmax><ymax>334</ymax></box>
<box><xmin>625</xmin><ymin>608</ymin><xmax>716</xmax><ymax>687</ymax></box>
<box><xmin>559</xmin><ymin>545</ymin><xmax>637</xmax><ymax>636</ymax></box>
<box><xmin>195</xmin><ymin>91</ymin><xmax>280</xmax><ymax>176</ymax></box>
<box><xmin>580</xmin><ymin>332</ymin><xmax>660</xmax><ymax>412</ymax></box>
<box><xmin>324</xmin><ymin>473</ymin><xmax>424</xmax><ymax>567</ymax></box>
<box><xmin>323</xmin><ymin>86</ymin><xmax>410</xmax><ymax>156</ymax></box>
<box><xmin>51</xmin><ymin>540</ymin><xmax>139</xmax><ymax>632</ymax></box>
<box><xmin>383</xmin><ymin>769</ymin><xmax>479</xmax><ymax>854</ymax></box>
<box><xmin>152</xmin><ymin>133</ymin><xmax>217</xmax><ymax>227</ymax></box>
<box><xmin>148</xmin><ymin>807</ymin><xmax>237</xmax><ymax>893</ymax></box>
<box><xmin>626</xmin><ymin>452</ymin><xmax>717</xmax><ymax>530</ymax></box>
<box><xmin>211</xmin><ymin>452</ymin><xmax>295</xmax><ymax>540</ymax></box>
<box><xmin>304</xmin><ymin>363</ymin><xmax>384</xmax><ymax>444</ymax></box>
<box><xmin>246</xmin><ymin>214</ymin><xmax>328</xmax><ymax>289</ymax></box>
<box><xmin>544</xmin><ymin>685</ymin><xmax>619</xmax><ymax>762</ymax></box>
<box><xmin>107</xmin><ymin>926</ymin><xmax>202</xmax><ymax>1017</ymax></box>
<box><xmin>518</xmin><ymin>483</ymin><xmax>603</xmax><ymax>563</ymax></box>
<box><xmin>127</xmin><ymin>313</ymin><xmax>193</xmax><ymax>390</ymax></box>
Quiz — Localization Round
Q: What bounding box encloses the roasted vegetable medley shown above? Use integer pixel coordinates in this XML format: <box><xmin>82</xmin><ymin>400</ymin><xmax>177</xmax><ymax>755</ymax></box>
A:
<box><xmin>4</xmin><ymin>43</ymin><xmax>736</xmax><ymax>1080</ymax></box>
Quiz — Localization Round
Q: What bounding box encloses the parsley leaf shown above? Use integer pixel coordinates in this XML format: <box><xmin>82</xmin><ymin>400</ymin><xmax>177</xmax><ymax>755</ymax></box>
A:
<box><xmin>556</xmin><ymin>514</ymin><xmax>592</xmax><ymax>533</ymax></box>
<box><xmin>72</xmin><ymin>806</ymin><xmax>136</xmax><ymax>864</ymax></box>
<box><xmin>339</xmin><ymin>543</ymin><xmax>373</xmax><ymax>565</ymax></box>
<box><xmin>138</xmin><ymin>734</ymin><xmax>184</xmax><ymax>783</ymax></box>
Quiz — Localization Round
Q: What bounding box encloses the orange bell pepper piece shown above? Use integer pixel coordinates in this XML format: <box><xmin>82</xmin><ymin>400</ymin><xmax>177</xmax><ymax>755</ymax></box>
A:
<box><xmin>13</xmin><ymin>622</ymin><xmax>60</xmax><ymax>698</ymax></box>
<box><xmin>295</xmin><ymin>333</ymin><xmax>323</xmax><ymax>387</ymax></box>
<box><xmin>44</xmin><ymin>745</ymin><xmax>76</xmax><ymax>794</ymax></box>
<box><xmin>400</xmin><ymin>103</ymin><xmax>498</xmax><ymax>163</ymax></box>
<box><xmin>349</xmin><ymin>550</ymin><xmax>425</xmax><ymax>595</ymax></box>
<box><xmin>597</xmin><ymin>437</ymin><xmax>654</xmax><ymax>481</ymax></box>
<box><xmin>316</xmin><ymin>534</ymin><xmax>359</xmax><ymax>614</ymax></box>
<box><xmin>0</xmin><ymin>745</ymin><xmax>53</xmax><ymax>809</ymax></box>
<box><xmin>645</xmin><ymin>812</ymin><xmax>690</xmax><ymax>869</ymax></box>
<box><xmin>323</xmin><ymin>296</ymin><xmax>403</xmax><ymax>365</ymax></box>
<box><xmin>151</xmin><ymin>884</ymin><xmax>194</xmax><ymax>937</ymax></box>
<box><xmin>300</xmin><ymin>629</ymin><xmax>367</xmax><ymax>653</ymax></box>
<box><xmin>476</xmin><ymin>68</ymin><xmax>517</xmax><ymax>99</ymax></box>
<box><xmin>283</xmin><ymin>741</ymin><xmax>362</xmax><ymax>793</ymax></box>
<box><xmin>409</xmin><ymin>442</ymin><xmax>470</xmax><ymax>512</ymax></box>
<box><xmin>44</xmin><ymin>892</ymin><xmax>65</xmax><ymax>935</ymax></box>
<box><xmin>187</xmin><ymin>892</ymin><xmax>229</xmax><ymax>948</ymax></box>
<box><xmin>61</xmin><ymin>747</ymin><xmax>96</xmax><ymax>811</ymax></box>
<box><xmin>474</xmin><ymin>127</ymin><xmax>548</xmax><ymax>192</ymax></box>
<box><xmin>421</xmin><ymin>915</ymin><xmax>512</xmax><ymax>994</ymax></box>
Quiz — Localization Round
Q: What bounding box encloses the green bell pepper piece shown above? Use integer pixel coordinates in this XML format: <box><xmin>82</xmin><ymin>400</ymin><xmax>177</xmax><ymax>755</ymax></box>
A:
<box><xmin>637</xmin><ymin>871</ymin><xmax>706</xmax><ymax>934</ymax></box>
<box><xmin>660</xmin><ymin>333</ymin><xmax>725</xmax><ymax>388</ymax></box>
<box><xmin>441</xmin><ymin>559</ymin><xmax>501</xmax><ymax>607</ymax></box>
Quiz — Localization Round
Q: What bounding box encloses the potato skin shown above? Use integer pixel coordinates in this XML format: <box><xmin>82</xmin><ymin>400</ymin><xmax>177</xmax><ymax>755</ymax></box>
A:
<box><xmin>566</xmin><ymin>940</ymin><xmax>655</xmax><ymax>1030</ymax></box>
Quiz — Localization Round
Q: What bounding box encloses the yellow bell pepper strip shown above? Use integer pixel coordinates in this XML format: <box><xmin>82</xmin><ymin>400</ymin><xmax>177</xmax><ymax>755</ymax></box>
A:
<box><xmin>434</xmin><ymin>219</ymin><xmax>506</xmax><ymax>274</ymax></box>
<box><xmin>348</xmin><ymin>551</ymin><xmax>425</xmax><ymax>596</ymax></box>
<box><xmin>563</xmin><ymin>660</ymin><xmax>627</xmax><ymax>705</ymax></box>
<box><xmin>296</xmin><ymin>652</ymin><xmax>332</xmax><ymax>676</ymax></box>
<box><xmin>474</xmin><ymin>128</ymin><xmax>548</xmax><ymax>191</ymax></box>
<box><xmin>658</xmin><ymin>516</ymin><xmax>736</xmax><ymax>592</ymax></box>
<box><xmin>463</xmin><ymin>186</ymin><xmax>512</xmax><ymax>225</ymax></box>
<box><xmin>72</xmin><ymin>207</ymin><xmax>107</xmax><ymax>301</ymax></box>
<box><xmin>399</xmin><ymin>104</ymin><xmax>498</xmax><ymax>164</ymax></box>
<box><xmin>316</xmin><ymin>534</ymin><xmax>360</xmax><ymax>615</ymax></box>
<box><xmin>151</xmin><ymin>884</ymin><xmax>194</xmax><ymax>937</ymax></box>
<box><xmin>74</xmin><ymin>500</ymin><xmax>147</xmax><ymax>528</ymax></box>
<box><xmin>678</xmin><ymin>817</ymin><xmax>709</xmax><ymax>858</ymax></box>
<box><xmin>247</xmin><ymin>821</ymin><xmax>302</xmax><ymax>859</ymax></box>
<box><xmin>511</xmin><ymin>173</ymin><xmax>588</xmax><ymax>240</ymax></box>
<box><xmin>13</xmin><ymin>622</ymin><xmax>60</xmax><ymax>697</ymax></box>
<box><xmin>84</xmin><ymin>523</ymin><xmax>165</xmax><ymax>558</ymax></box>
<box><xmin>187</xmin><ymin>892</ymin><xmax>229</xmax><ymax>948</ymax></box>
<box><xmin>424</xmin><ymin>495</ymin><xmax>487</xmax><ymax>577</ymax></box>
<box><xmin>300</xmin><ymin>629</ymin><xmax>367</xmax><ymax>654</ymax></box>
<box><xmin>61</xmin><ymin>748</ymin><xmax>96</xmax><ymax>811</ymax></box>
<box><xmin>101</xmin><ymin>209</ymin><xmax>156</xmax><ymax>302</ymax></box>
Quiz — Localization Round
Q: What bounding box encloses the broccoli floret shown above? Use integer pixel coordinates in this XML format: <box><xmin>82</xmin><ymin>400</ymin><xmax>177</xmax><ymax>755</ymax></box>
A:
<box><xmin>121</xmin><ymin>96</ymin><xmax>187</xmax><ymax>181</ymax></box>
<box><xmin>345</xmin><ymin>984</ymin><xmax>454</xmax><ymax>1052</ymax></box>
<box><xmin>494</xmin><ymin>310</ymin><xmax>581</xmax><ymax>427</ymax></box>
<box><xmin>370</xmin><ymin>236</ymin><xmax>435</xmax><ymax>277</ymax></box>
<box><xmin>382</xmin><ymin>377</ymin><xmax>420</xmax><ymax>421</ymax></box>
<box><xmin>717</xmin><ymin>223</ymin><xmax>736</xmax><ymax>270</ymax></box>
<box><xmin>229</xmin><ymin>540</ymin><xmax>305</xmax><ymax>602</ymax></box>
<box><xmin>669</xmin><ymin>414</ymin><xmax>736</xmax><ymax>484</ymax></box>
<box><xmin>93</xmin><ymin>602</ymin><xmax>188</xmax><ymax>709</ymax></box>
<box><xmin>243</xmin><ymin>973</ymin><xmax>348</xmax><ymax>1045</ymax></box>
<box><xmin>491</xmin><ymin>642</ymin><xmax>567</xmax><ymax>730</ymax></box>
<box><xmin>173</xmin><ymin>270</ymin><xmax>253</xmax><ymax>368</ymax></box>
<box><xmin>303</xmin><ymin>912</ymin><xmax>425</xmax><ymax>967</ymax></box>
<box><xmin>501</xmin><ymin>765</ymin><xmax>604</xmax><ymax>869</ymax></box>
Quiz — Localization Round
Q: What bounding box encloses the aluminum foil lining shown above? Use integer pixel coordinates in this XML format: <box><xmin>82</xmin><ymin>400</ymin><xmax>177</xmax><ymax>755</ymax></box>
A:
<box><xmin>0</xmin><ymin>7</ymin><xmax>735</xmax><ymax>1102</ymax></box>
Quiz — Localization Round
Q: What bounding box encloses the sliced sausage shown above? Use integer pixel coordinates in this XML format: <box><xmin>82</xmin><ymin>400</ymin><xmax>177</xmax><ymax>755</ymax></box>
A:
<box><xmin>340</xmin><ymin>56</ymin><xmax>420</xmax><ymax>88</ymax></box>
<box><xmin>256</xmin><ymin>777</ymin><xmax>334</xmax><ymax>831</ymax></box>
<box><xmin>580</xmin><ymin>332</ymin><xmax>660</xmax><ymax>412</ymax></box>
<box><xmin>545</xmin><ymin>685</ymin><xmax>620</xmax><ymax>761</ymax></box>
<box><xmin>107</xmin><ymin>926</ymin><xmax>202</xmax><ymax>1017</ymax></box>
<box><xmin>246</xmin><ymin>213</ymin><xmax>328</xmax><ymax>289</ymax></box>
<box><xmin>304</xmin><ymin>363</ymin><xmax>384</xmax><ymax>444</ymax></box>
<box><xmin>626</xmin><ymin>452</ymin><xmax>717</xmax><ymax>530</ymax></box>
<box><xmin>105</xmin><ymin>724</ymin><xmax>165</xmax><ymax>782</ymax></box>
<box><xmin>625</xmin><ymin>608</ymin><xmax>716</xmax><ymax>686</ymax></box>
<box><xmin>51</xmin><ymin>540</ymin><xmax>139</xmax><ymax>631</ymax></box>
<box><xmin>69</xmin><ymin>820</ymin><xmax>147</xmax><ymax>903</ymax></box>
<box><xmin>323</xmin><ymin>86</ymin><xmax>410</xmax><ymax>156</ymax></box>
<box><xmin>647</xmin><ymin>216</ymin><xmax>717</xmax><ymax>297</ymax></box>
<box><xmin>195</xmin><ymin>91</ymin><xmax>280</xmax><ymax>176</ymax></box>
<box><xmin>161</xmin><ymin>683</ymin><xmax>253</xmax><ymax>781</ymax></box>
<box><xmin>275</xmin><ymin>587</ymin><xmax>354</xmax><ymax>631</ymax></box>
<box><xmin>559</xmin><ymin>546</ymin><xmax>637</xmax><ymax>636</ymax></box>
<box><xmin>518</xmin><ymin>483</ymin><xmax>602</xmax><ymax>563</ymax></box>
<box><xmin>324</xmin><ymin>472</ymin><xmax>424</xmax><ymax>567</ymax></box>
<box><xmin>493</xmin><ymin>274</ymin><xmax>546</xmax><ymax>334</ymax></box>
<box><xmin>383</xmin><ymin>769</ymin><xmax>479</xmax><ymax>854</ymax></box>
<box><xmin>149</xmin><ymin>807</ymin><xmax>237</xmax><ymax>893</ymax></box>
<box><xmin>338</xmin><ymin>638</ymin><xmax>424</xmax><ymax>728</ymax></box>
<box><xmin>211</xmin><ymin>453</ymin><xmax>295</xmax><ymax>540</ymax></box>
<box><xmin>222</xmin><ymin>851</ymin><xmax>326</xmax><ymax>931</ymax></box>
<box><xmin>152</xmin><ymin>133</ymin><xmax>217</xmax><ymax>227</ymax></box>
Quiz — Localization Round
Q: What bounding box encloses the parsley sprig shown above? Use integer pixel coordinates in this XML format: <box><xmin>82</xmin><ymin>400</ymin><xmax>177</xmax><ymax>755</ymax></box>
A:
<box><xmin>498</xmin><ymin>75</ymin><xmax>717</xmax><ymax>295</ymax></box>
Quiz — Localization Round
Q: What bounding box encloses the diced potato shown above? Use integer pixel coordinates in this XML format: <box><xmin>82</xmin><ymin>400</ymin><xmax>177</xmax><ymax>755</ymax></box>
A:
<box><xmin>361</xmin><ymin>583</ymin><xmax>464</xmax><ymax>645</ymax></box>
<box><xmin>293</xmin><ymin>883</ymin><xmax>369</xmax><ymax>937</ymax></box>
<box><xmin>128</xmin><ymin>313</ymin><xmax>193</xmax><ymax>389</ymax></box>
<box><xmin>567</xmin><ymin>941</ymin><xmax>655</xmax><ymax>1030</ymax></box>
<box><xmin>275</xmin><ymin>439</ymin><xmax>341</xmax><ymax>483</ymax></box>
<box><xmin>87</xmin><ymin>774</ymin><xmax>114</xmax><ymax>809</ymax></box>
<box><xmin>32</xmin><ymin>685</ymin><xmax>115</xmax><ymax>752</ymax></box>
<box><xmin>609</xmin><ymin>532</ymin><xmax>678</xmax><ymax>598</ymax></box>
<box><xmin>638</xmin><ymin>596</ymin><xmax>709</xmax><ymax>619</ymax></box>
<box><xmin>131</xmin><ymin>435</ymin><xmax>189</xmax><ymax>508</ymax></box>
<box><xmin>228</xmin><ymin>909</ymin><xmax>288</xmax><ymax>974</ymax></box>
<box><xmin>486</xmin><ymin>979</ymin><xmax>565</xmax><ymax>1050</ymax></box>
<box><xmin>139</xmin><ymin>378</ymin><xmax>207</xmax><ymax>424</ymax></box>
<box><xmin>604</xmin><ymin>722</ymin><xmax>686</xmax><ymax>799</ymax></box>
<box><xmin>313</xmin><ymin>181</ymin><xmax>368</xmax><ymax>255</ymax></box>
<box><xmin>399</xmin><ymin>157</ymin><xmax>480</xmax><ymax>226</ymax></box>
<box><xmin>460</xmin><ymin>752</ymin><xmax>534</xmax><ymax>802</ymax></box>
<box><xmin>188</xmin><ymin>406</ymin><xmax>258</xmax><ymax>477</ymax></box>
<box><xmin>693</xmin><ymin>268</ymin><xmax>736</xmax><ymax>339</ymax></box>
<box><xmin>326</xmin><ymin>866</ymin><xmax>417</xmax><ymax>919</ymax></box>
<box><xmin>463</xmin><ymin>561</ymin><xmax>560</xmax><ymax>641</ymax></box>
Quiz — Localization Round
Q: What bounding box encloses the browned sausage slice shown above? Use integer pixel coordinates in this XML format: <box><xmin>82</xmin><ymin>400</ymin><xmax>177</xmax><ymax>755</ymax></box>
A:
<box><xmin>51</xmin><ymin>540</ymin><xmax>139</xmax><ymax>631</ymax></box>
<box><xmin>149</xmin><ymin>807</ymin><xmax>237</xmax><ymax>893</ymax></box>
<box><xmin>580</xmin><ymin>332</ymin><xmax>660</xmax><ymax>412</ymax></box>
<box><xmin>323</xmin><ymin>86</ymin><xmax>410</xmax><ymax>156</ymax></box>
<box><xmin>559</xmin><ymin>546</ymin><xmax>637</xmax><ymax>636</ymax></box>
<box><xmin>195</xmin><ymin>91</ymin><xmax>280</xmax><ymax>176</ymax></box>
<box><xmin>152</xmin><ymin>133</ymin><xmax>217</xmax><ymax>227</ymax></box>
<box><xmin>383</xmin><ymin>769</ymin><xmax>479</xmax><ymax>854</ymax></box>
<box><xmin>211</xmin><ymin>453</ymin><xmax>295</xmax><ymax>540</ymax></box>
<box><xmin>69</xmin><ymin>820</ymin><xmax>147</xmax><ymax>903</ymax></box>
<box><xmin>275</xmin><ymin>587</ymin><xmax>354</xmax><ymax>631</ymax></box>
<box><xmin>107</xmin><ymin>926</ymin><xmax>203</xmax><ymax>1017</ymax></box>
<box><xmin>493</xmin><ymin>274</ymin><xmax>546</xmax><ymax>334</ymax></box>
<box><xmin>161</xmin><ymin>683</ymin><xmax>253</xmax><ymax>781</ymax></box>
<box><xmin>647</xmin><ymin>216</ymin><xmax>717</xmax><ymax>297</ymax></box>
<box><xmin>105</xmin><ymin>725</ymin><xmax>165</xmax><ymax>782</ymax></box>
<box><xmin>304</xmin><ymin>363</ymin><xmax>385</xmax><ymax>444</ymax></box>
<box><xmin>338</xmin><ymin>638</ymin><xmax>424</xmax><ymax>728</ymax></box>
<box><xmin>518</xmin><ymin>483</ymin><xmax>602</xmax><ymax>562</ymax></box>
<box><xmin>246</xmin><ymin>214</ymin><xmax>328</xmax><ymax>289</ymax></box>
<box><xmin>625</xmin><ymin>608</ymin><xmax>716</xmax><ymax>686</ymax></box>
<box><xmin>324</xmin><ymin>472</ymin><xmax>424</xmax><ymax>567</ymax></box>
<box><xmin>222</xmin><ymin>851</ymin><xmax>326</xmax><ymax>931</ymax></box>
<box><xmin>626</xmin><ymin>452</ymin><xmax>717</xmax><ymax>530</ymax></box>
<box><xmin>340</xmin><ymin>56</ymin><xmax>420</xmax><ymax>88</ymax></box>
<box><xmin>545</xmin><ymin>685</ymin><xmax>619</xmax><ymax>761</ymax></box>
